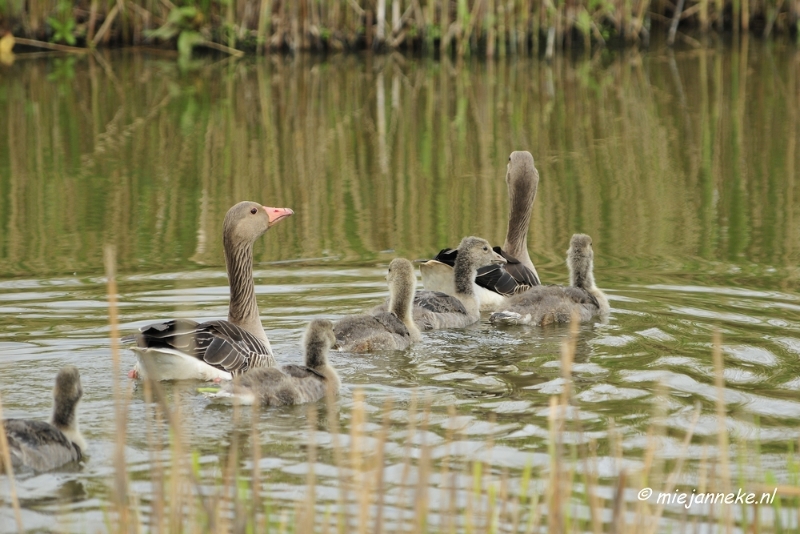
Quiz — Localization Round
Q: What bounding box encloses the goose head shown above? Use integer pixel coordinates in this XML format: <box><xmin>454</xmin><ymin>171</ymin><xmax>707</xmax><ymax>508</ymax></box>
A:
<box><xmin>504</xmin><ymin>151</ymin><xmax>539</xmax><ymax>267</ymax></box>
<box><xmin>223</xmin><ymin>201</ymin><xmax>294</xmax><ymax>247</ymax></box>
<box><xmin>567</xmin><ymin>233</ymin><xmax>595</xmax><ymax>289</ymax></box>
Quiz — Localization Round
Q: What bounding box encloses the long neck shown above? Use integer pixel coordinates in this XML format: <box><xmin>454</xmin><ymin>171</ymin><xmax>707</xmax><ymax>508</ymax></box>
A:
<box><xmin>51</xmin><ymin>397</ymin><xmax>77</xmax><ymax>432</ymax></box>
<box><xmin>51</xmin><ymin>397</ymin><xmax>86</xmax><ymax>452</ymax></box>
<box><xmin>453</xmin><ymin>257</ymin><xmax>480</xmax><ymax>316</ymax></box>
<box><xmin>570</xmin><ymin>258</ymin><xmax>595</xmax><ymax>290</ymax></box>
<box><xmin>390</xmin><ymin>280</ymin><xmax>422</xmax><ymax>341</ymax></box>
<box><xmin>305</xmin><ymin>341</ymin><xmax>328</xmax><ymax>369</ymax></box>
<box><xmin>224</xmin><ymin>237</ymin><xmax>267</xmax><ymax>343</ymax></box>
<box><xmin>503</xmin><ymin>182</ymin><xmax>536</xmax><ymax>271</ymax></box>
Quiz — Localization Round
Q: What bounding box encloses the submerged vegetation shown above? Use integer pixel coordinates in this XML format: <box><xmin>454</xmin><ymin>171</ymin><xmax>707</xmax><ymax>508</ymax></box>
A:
<box><xmin>0</xmin><ymin>0</ymin><xmax>799</xmax><ymax>58</ymax></box>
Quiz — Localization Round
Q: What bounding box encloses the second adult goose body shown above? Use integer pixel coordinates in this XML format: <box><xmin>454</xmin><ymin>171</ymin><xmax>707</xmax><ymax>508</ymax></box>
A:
<box><xmin>124</xmin><ymin>201</ymin><xmax>293</xmax><ymax>381</ymax></box>
<box><xmin>201</xmin><ymin>319</ymin><xmax>340</xmax><ymax>406</ymax></box>
<box><xmin>334</xmin><ymin>258</ymin><xmax>421</xmax><ymax>353</ymax></box>
<box><xmin>490</xmin><ymin>234</ymin><xmax>609</xmax><ymax>326</ymax></box>
<box><xmin>3</xmin><ymin>366</ymin><xmax>86</xmax><ymax>472</ymax></box>
<box><xmin>420</xmin><ymin>151</ymin><xmax>541</xmax><ymax>311</ymax></box>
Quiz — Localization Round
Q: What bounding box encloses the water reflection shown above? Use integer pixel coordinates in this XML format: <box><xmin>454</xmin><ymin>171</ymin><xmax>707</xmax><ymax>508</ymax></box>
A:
<box><xmin>1</xmin><ymin>41</ymin><xmax>800</xmax><ymax>531</ymax></box>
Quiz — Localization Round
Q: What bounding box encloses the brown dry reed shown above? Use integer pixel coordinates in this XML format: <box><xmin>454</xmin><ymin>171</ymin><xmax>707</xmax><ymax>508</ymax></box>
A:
<box><xmin>2</xmin><ymin>0</ymin><xmax>800</xmax><ymax>59</ymax></box>
<box><xmin>2</xmin><ymin>251</ymin><xmax>800</xmax><ymax>532</ymax></box>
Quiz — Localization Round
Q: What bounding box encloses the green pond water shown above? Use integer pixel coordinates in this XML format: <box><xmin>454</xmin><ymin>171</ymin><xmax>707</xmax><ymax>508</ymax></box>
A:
<box><xmin>0</xmin><ymin>41</ymin><xmax>799</xmax><ymax>531</ymax></box>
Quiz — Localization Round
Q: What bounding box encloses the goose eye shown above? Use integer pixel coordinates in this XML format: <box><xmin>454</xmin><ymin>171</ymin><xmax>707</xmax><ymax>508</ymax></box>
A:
<box><xmin>250</xmin><ymin>207</ymin><xmax>258</xmax><ymax>215</ymax></box>
<box><xmin>483</xmin><ymin>246</ymin><xmax>488</xmax><ymax>251</ymax></box>
<box><xmin>508</xmin><ymin>156</ymin><xmax>511</xmax><ymax>162</ymax></box>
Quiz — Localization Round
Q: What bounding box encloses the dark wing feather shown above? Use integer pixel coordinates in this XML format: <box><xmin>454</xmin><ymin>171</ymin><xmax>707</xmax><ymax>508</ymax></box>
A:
<box><xmin>562</xmin><ymin>287</ymin><xmax>600</xmax><ymax>308</ymax></box>
<box><xmin>129</xmin><ymin>318</ymin><xmax>272</xmax><ymax>375</ymax></box>
<box><xmin>414</xmin><ymin>290</ymin><xmax>468</xmax><ymax>315</ymax></box>
<box><xmin>282</xmin><ymin>364</ymin><xmax>326</xmax><ymax>380</ymax></box>
<box><xmin>372</xmin><ymin>312</ymin><xmax>411</xmax><ymax>337</ymax></box>
<box><xmin>427</xmin><ymin>246</ymin><xmax>539</xmax><ymax>296</ymax></box>
<box><xmin>431</xmin><ymin>248</ymin><xmax>458</xmax><ymax>265</ymax></box>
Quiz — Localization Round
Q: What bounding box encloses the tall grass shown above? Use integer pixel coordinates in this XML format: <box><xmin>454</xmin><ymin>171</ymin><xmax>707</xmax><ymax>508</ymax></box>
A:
<box><xmin>1</xmin><ymin>0</ymin><xmax>799</xmax><ymax>57</ymax></box>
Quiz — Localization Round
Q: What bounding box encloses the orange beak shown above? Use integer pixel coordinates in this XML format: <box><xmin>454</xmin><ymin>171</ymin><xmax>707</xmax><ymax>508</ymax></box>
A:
<box><xmin>264</xmin><ymin>206</ymin><xmax>294</xmax><ymax>227</ymax></box>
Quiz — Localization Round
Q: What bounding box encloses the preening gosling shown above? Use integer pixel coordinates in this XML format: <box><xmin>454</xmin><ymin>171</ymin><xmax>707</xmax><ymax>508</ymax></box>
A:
<box><xmin>3</xmin><ymin>366</ymin><xmax>86</xmax><ymax>472</ymax></box>
<box><xmin>335</xmin><ymin>258</ymin><xmax>421</xmax><ymax>352</ymax></box>
<box><xmin>202</xmin><ymin>319</ymin><xmax>340</xmax><ymax>406</ymax></box>
<box><xmin>420</xmin><ymin>151</ymin><xmax>541</xmax><ymax>311</ymax></box>
<box><xmin>490</xmin><ymin>234</ymin><xmax>609</xmax><ymax>326</ymax></box>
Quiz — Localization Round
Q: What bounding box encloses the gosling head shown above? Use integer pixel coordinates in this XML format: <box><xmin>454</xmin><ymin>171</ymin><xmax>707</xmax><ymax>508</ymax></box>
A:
<box><xmin>51</xmin><ymin>365</ymin><xmax>86</xmax><ymax>453</ymax></box>
<box><xmin>457</xmin><ymin>236</ymin><xmax>507</xmax><ymax>270</ymax></box>
<box><xmin>53</xmin><ymin>366</ymin><xmax>82</xmax><ymax>413</ymax></box>
<box><xmin>387</xmin><ymin>258</ymin><xmax>416</xmax><ymax>290</ymax></box>
<box><xmin>304</xmin><ymin>319</ymin><xmax>336</xmax><ymax>370</ymax></box>
<box><xmin>567</xmin><ymin>233</ymin><xmax>595</xmax><ymax>289</ymax></box>
<box><xmin>223</xmin><ymin>201</ymin><xmax>294</xmax><ymax>247</ymax></box>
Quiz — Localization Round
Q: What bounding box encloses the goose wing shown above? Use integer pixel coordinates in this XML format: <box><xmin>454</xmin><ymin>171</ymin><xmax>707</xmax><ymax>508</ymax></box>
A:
<box><xmin>128</xmin><ymin>318</ymin><xmax>274</xmax><ymax>375</ymax></box>
<box><xmin>428</xmin><ymin>247</ymin><xmax>539</xmax><ymax>295</ymax></box>
<box><xmin>414</xmin><ymin>290</ymin><xmax>468</xmax><ymax>314</ymax></box>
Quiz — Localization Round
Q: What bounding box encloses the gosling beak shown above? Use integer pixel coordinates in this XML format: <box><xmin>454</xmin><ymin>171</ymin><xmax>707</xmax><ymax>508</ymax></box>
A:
<box><xmin>264</xmin><ymin>206</ymin><xmax>294</xmax><ymax>227</ymax></box>
<box><xmin>491</xmin><ymin>250</ymin><xmax>507</xmax><ymax>265</ymax></box>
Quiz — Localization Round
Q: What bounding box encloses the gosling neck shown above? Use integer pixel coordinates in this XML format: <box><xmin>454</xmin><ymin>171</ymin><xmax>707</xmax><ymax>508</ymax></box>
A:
<box><xmin>51</xmin><ymin>397</ymin><xmax>86</xmax><ymax>453</ymax></box>
<box><xmin>390</xmin><ymin>279</ymin><xmax>422</xmax><ymax>341</ymax></box>
<box><xmin>224</xmin><ymin>236</ymin><xmax>267</xmax><ymax>343</ymax></box>
<box><xmin>570</xmin><ymin>257</ymin><xmax>596</xmax><ymax>290</ymax></box>
<box><xmin>453</xmin><ymin>257</ymin><xmax>480</xmax><ymax>316</ymax></box>
<box><xmin>305</xmin><ymin>341</ymin><xmax>329</xmax><ymax>370</ymax></box>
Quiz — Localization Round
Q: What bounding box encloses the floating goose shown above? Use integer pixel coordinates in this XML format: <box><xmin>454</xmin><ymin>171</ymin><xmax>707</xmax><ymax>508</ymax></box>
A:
<box><xmin>412</xmin><ymin>236</ymin><xmax>506</xmax><ymax>329</ymax></box>
<box><xmin>420</xmin><ymin>151</ymin><xmax>541</xmax><ymax>310</ymax></box>
<box><xmin>3</xmin><ymin>366</ymin><xmax>86</xmax><ymax>472</ymax></box>
<box><xmin>490</xmin><ymin>234</ymin><xmax>609</xmax><ymax>326</ymax></box>
<box><xmin>124</xmin><ymin>201</ymin><xmax>293</xmax><ymax>381</ymax></box>
<box><xmin>334</xmin><ymin>258</ymin><xmax>422</xmax><ymax>352</ymax></box>
<box><xmin>201</xmin><ymin>319</ymin><xmax>340</xmax><ymax>405</ymax></box>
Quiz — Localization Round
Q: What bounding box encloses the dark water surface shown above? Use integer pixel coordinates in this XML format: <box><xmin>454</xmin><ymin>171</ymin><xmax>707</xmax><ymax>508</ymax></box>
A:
<box><xmin>1</xmin><ymin>41</ymin><xmax>800</xmax><ymax>531</ymax></box>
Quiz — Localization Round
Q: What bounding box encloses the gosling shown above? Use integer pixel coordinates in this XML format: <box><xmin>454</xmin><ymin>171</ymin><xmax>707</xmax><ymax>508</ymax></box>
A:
<box><xmin>334</xmin><ymin>258</ymin><xmax>422</xmax><ymax>353</ymax></box>
<box><xmin>202</xmin><ymin>319</ymin><xmax>340</xmax><ymax>406</ymax></box>
<box><xmin>3</xmin><ymin>366</ymin><xmax>86</xmax><ymax>472</ymax></box>
<box><xmin>490</xmin><ymin>234</ymin><xmax>609</xmax><ymax>326</ymax></box>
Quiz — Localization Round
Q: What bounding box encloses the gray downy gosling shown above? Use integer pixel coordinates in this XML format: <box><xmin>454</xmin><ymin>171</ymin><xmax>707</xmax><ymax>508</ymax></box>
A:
<box><xmin>202</xmin><ymin>319</ymin><xmax>341</xmax><ymax>406</ymax></box>
<box><xmin>3</xmin><ymin>366</ymin><xmax>86</xmax><ymax>472</ymax></box>
<box><xmin>335</xmin><ymin>258</ymin><xmax>422</xmax><ymax>353</ymax></box>
<box><xmin>413</xmin><ymin>236</ymin><xmax>507</xmax><ymax>330</ymax></box>
<box><xmin>489</xmin><ymin>234</ymin><xmax>609</xmax><ymax>326</ymax></box>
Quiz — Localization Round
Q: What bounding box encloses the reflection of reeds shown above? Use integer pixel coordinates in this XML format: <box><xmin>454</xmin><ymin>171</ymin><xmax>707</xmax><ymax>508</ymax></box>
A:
<box><xmin>1</xmin><ymin>46</ymin><xmax>798</xmax><ymax>278</ymax></box>
<box><xmin>3</xmin><ymin>0</ymin><xmax>799</xmax><ymax>55</ymax></box>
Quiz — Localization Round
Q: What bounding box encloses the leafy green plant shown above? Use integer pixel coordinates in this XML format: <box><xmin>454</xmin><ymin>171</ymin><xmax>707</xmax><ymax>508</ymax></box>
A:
<box><xmin>47</xmin><ymin>0</ymin><xmax>76</xmax><ymax>46</ymax></box>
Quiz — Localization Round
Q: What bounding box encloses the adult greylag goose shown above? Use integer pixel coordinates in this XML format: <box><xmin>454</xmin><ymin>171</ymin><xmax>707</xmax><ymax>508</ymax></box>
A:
<box><xmin>334</xmin><ymin>258</ymin><xmax>421</xmax><ymax>353</ymax></box>
<box><xmin>3</xmin><ymin>366</ymin><xmax>86</xmax><ymax>471</ymax></box>
<box><xmin>124</xmin><ymin>201</ymin><xmax>294</xmax><ymax>381</ymax></box>
<box><xmin>490</xmin><ymin>234</ymin><xmax>609</xmax><ymax>326</ymax></box>
<box><xmin>420</xmin><ymin>151</ymin><xmax>541</xmax><ymax>311</ymax></box>
<box><xmin>412</xmin><ymin>236</ymin><xmax>506</xmax><ymax>329</ymax></box>
<box><xmin>201</xmin><ymin>319</ymin><xmax>340</xmax><ymax>406</ymax></box>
